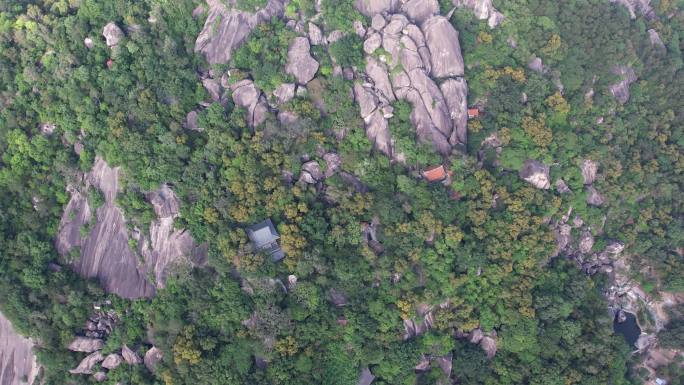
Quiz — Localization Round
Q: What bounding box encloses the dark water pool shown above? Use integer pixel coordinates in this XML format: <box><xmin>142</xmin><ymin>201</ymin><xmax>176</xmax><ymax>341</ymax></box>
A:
<box><xmin>613</xmin><ymin>311</ymin><xmax>641</xmax><ymax>348</ymax></box>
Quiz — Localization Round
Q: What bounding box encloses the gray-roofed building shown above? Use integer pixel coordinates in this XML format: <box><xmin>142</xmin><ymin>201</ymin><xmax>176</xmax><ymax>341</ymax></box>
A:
<box><xmin>246</xmin><ymin>219</ymin><xmax>285</xmax><ymax>261</ymax></box>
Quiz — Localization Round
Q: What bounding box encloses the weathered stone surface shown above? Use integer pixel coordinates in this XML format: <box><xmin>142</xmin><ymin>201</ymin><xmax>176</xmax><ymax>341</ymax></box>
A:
<box><xmin>519</xmin><ymin>160</ymin><xmax>550</xmax><ymax>189</ymax></box>
<box><xmin>323</xmin><ymin>153</ymin><xmax>342</xmax><ymax>177</ymax></box>
<box><xmin>422</xmin><ymin>16</ymin><xmax>464</xmax><ymax>78</ymax></box>
<box><xmin>232</xmin><ymin>80</ymin><xmax>269</xmax><ymax>127</ymax></box>
<box><xmin>528</xmin><ymin>57</ymin><xmax>543</xmax><ymax>73</ymax></box>
<box><xmin>144</xmin><ymin>347</ymin><xmax>163</xmax><ymax>373</ymax></box>
<box><xmin>586</xmin><ymin>186</ymin><xmax>605</xmax><ymax>206</ymax></box>
<box><xmin>354</xmin><ymin>83</ymin><xmax>379</xmax><ymax>119</ymax></box>
<box><xmin>0</xmin><ymin>312</ymin><xmax>39</xmax><ymax>385</ymax></box>
<box><xmin>609</xmin><ymin>65</ymin><xmax>637</xmax><ymax>104</ymax></box>
<box><xmin>469</xmin><ymin>328</ymin><xmax>484</xmax><ymax>344</ymax></box>
<box><xmin>556</xmin><ymin>179</ymin><xmax>571</xmax><ymax>194</ymax></box>
<box><xmin>308</xmin><ymin>22</ymin><xmax>323</xmax><ymax>45</ymax></box>
<box><xmin>195</xmin><ymin>0</ymin><xmax>285</xmax><ymax>64</ymax></box>
<box><xmin>185</xmin><ymin>110</ymin><xmax>200</xmax><ymax>131</ymax></box>
<box><xmin>102</xmin><ymin>354</ymin><xmax>123</xmax><ymax>370</ymax></box>
<box><xmin>364</xmin><ymin>32</ymin><xmax>382</xmax><ymax>54</ymax></box>
<box><xmin>610</xmin><ymin>0</ymin><xmax>653</xmax><ymax>19</ymax></box>
<box><xmin>68</xmin><ymin>337</ymin><xmax>104</xmax><ymax>353</ymax></box>
<box><xmin>401</xmin><ymin>0</ymin><xmax>439</xmax><ymax>23</ymax></box>
<box><xmin>480</xmin><ymin>335</ymin><xmax>497</xmax><ymax>359</ymax></box>
<box><xmin>70</xmin><ymin>351</ymin><xmax>104</xmax><ymax>375</ymax></box>
<box><xmin>93</xmin><ymin>371</ymin><xmax>107</xmax><ymax>381</ymax></box>
<box><xmin>440</xmin><ymin>78</ymin><xmax>468</xmax><ymax>145</ymax></box>
<box><xmin>365</xmin><ymin>110</ymin><xmax>392</xmax><ymax>155</ymax></box>
<box><xmin>452</xmin><ymin>0</ymin><xmax>505</xmax><ymax>27</ymax></box>
<box><xmin>327</xmin><ymin>30</ymin><xmax>345</xmax><ymax>44</ymax></box>
<box><xmin>84</xmin><ymin>37</ymin><xmax>94</xmax><ymax>49</ymax></box>
<box><xmin>648</xmin><ymin>28</ymin><xmax>665</xmax><ymax>48</ymax></box>
<box><xmin>365</xmin><ymin>57</ymin><xmax>395</xmax><ymax>102</ymax></box>
<box><xmin>286</xmin><ymin>37</ymin><xmax>319</xmax><ymax>85</ymax></box>
<box><xmin>371</xmin><ymin>14</ymin><xmax>386</xmax><ymax>30</ymax></box>
<box><xmin>121</xmin><ymin>345</ymin><xmax>142</xmax><ymax>365</ymax></box>
<box><xmin>353</xmin><ymin>20</ymin><xmax>366</xmax><ymax>37</ymax></box>
<box><xmin>354</xmin><ymin>0</ymin><xmax>399</xmax><ymax>17</ymax></box>
<box><xmin>581</xmin><ymin>159</ymin><xmax>598</xmax><ymax>185</ymax></box>
<box><xmin>56</xmin><ymin>186</ymin><xmax>91</xmax><ymax>256</ymax></box>
<box><xmin>273</xmin><ymin>83</ymin><xmax>295</xmax><ymax>105</ymax></box>
<box><xmin>301</xmin><ymin>161</ymin><xmax>324</xmax><ymax>182</ymax></box>
<box><xmin>102</xmin><ymin>22</ymin><xmax>124</xmax><ymax>47</ymax></box>
<box><xmin>357</xmin><ymin>367</ymin><xmax>375</xmax><ymax>385</ymax></box>
<box><xmin>554</xmin><ymin>224</ymin><xmax>572</xmax><ymax>257</ymax></box>
<box><xmin>579</xmin><ymin>231</ymin><xmax>595</xmax><ymax>254</ymax></box>
<box><xmin>202</xmin><ymin>78</ymin><xmax>222</xmax><ymax>101</ymax></box>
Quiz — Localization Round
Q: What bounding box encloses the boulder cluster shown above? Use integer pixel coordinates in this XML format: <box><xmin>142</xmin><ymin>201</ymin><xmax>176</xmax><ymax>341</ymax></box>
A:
<box><xmin>353</xmin><ymin>1</ymin><xmax>469</xmax><ymax>158</ymax></box>
<box><xmin>68</xmin><ymin>336</ymin><xmax>158</xmax><ymax>381</ymax></box>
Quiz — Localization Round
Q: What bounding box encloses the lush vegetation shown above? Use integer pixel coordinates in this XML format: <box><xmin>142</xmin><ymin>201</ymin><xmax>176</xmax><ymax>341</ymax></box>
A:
<box><xmin>0</xmin><ymin>0</ymin><xmax>682</xmax><ymax>384</ymax></box>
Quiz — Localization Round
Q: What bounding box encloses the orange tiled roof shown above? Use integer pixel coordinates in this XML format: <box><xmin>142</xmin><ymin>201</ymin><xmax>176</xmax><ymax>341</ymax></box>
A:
<box><xmin>468</xmin><ymin>108</ymin><xmax>479</xmax><ymax>118</ymax></box>
<box><xmin>423</xmin><ymin>165</ymin><xmax>447</xmax><ymax>182</ymax></box>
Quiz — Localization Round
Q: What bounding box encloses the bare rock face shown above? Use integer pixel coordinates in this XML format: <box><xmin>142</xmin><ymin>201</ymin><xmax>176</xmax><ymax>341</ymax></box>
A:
<box><xmin>286</xmin><ymin>37</ymin><xmax>319</xmax><ymax>85</ymax></box>
<box><xmin>371</xmin><ymin>14</ymin><xmax>386</xmax><ymax>30</ymax></box>
<box><xmin>93</xmin><ymin>371</ymin><xmax>107</xmax><ymax>382</ymax></box>
<box><xmin>101</xmin><ymin>354</ymin><xmax>123</xmax><ymax>370</ymax></box>
<box><xmin>610</xmin><ymin>0</ymin><xmax>653</xmax><ymax>19</ymax></box>
<box><xmin>480</xmin><ymin>334</ymin><xmax>497</xmax><ymax>359</ymax></box>
<box><xmin>363</xmin><ymin>32</ymin><xmax>382</xmax><ymax>55</ymax></box>
<box><xmin>452</xmin><ymin>0</ymin><xmax>504</xmax><ymax>27</ymax></box>
<box><xmin>519</xmin><ymin>160</ymin><xmax>551</xmax><ymax>189</ymax></box>
<box><xmin>68</xmin><ymin>337</ymin><xmax>104</xmax><ymax>353</ymax></box>
<box><xmin>102</xmin><ymin>22</ymin><xmax>124</xmax><ymax>47</ymax></box>
<box><xmin>323</xmin><ymin>153</ymin><xmax>342</xmax><ymax>177</ymax></box>
<box><xmin>354</xmin><ymin>0</ymin><xmax>399</xmax><ymax>17</ymax></box>
<box><xmin>299</xmin><ymin>161</ymin><xmax>324</xmax><ymax>184</ymax></box>
<box><xmin>55</xmin><ymin>185</ymin><xmax>91</xmax><ymax>256</ymax></box>
<box><xmin>142</xmin><ymin>185</ymin><xmax>207</xmax><ymax>289</ymax></box>
<box><xmin>121</xmin><ymin>345</ymin><xmax>142</xmax><ymax>365</ymax></box>
<box><xmin>422</xmin><ymin>16</ymin><xmax>464</xmax><ymax>78</ymax></box>
<box><xmin>555</xmin><ymin>179</ymin><xmax>571</xmax><ymax>194</ymax></box>
<box><xmin>273</xmin><ymin>83</ymin><xmax>295</xmax><ymax>105</ymax></box>
<box><xmin>195</xmin><ymin>0</ymin><xmax>286</xmax><ymax>64</ymax></box>
<box><xmin>609</xmin><ymin>65</ymin><xmax>637</xmax><ymax>104</ymax></box>
<box><xmin>401</xmin><ymin>0</ymin><xmax>439</xmax><ymax>23</ymax></box>
<box><xmin>579</xmin><ymin>231</ymin><xmax>595</xmax><ymax>254</ymax></box>
<box><xmin>308</xmin><ymin>22</ymin><xmax>324</xmax><ymax>45</ymax></box>
<box><xmin>0</xmin><ymin>312</ymin><xmax>39</xmax><ymax>385</ymax></box>
<box><xmin>440</xmin><ymin>78</ymin><xmax>468</xmax><ymax>145</ymax></box>
<box><xmin>648</xmin><ymin>29</ymin><xmax>665</xmax><ymax>49</ymax></box>
<box><xmin>185</xmin><ymin>110</ymin><xmax>200</xmax><ymax>131</ymax></box>
<box><xmin>469</xmin><ymin>328</ymin><xmax>484</xmax><ymax>344</ymax></box>
<box><xmin>144</xmin><ymin>347</ymin><xmax>163</xmax><ymax>373</ymax></box>
<box><xmin>70</xmin><ymin>351</ymin><xmax>104</xmax><ymax>375</ymax></box>
<box><xmin>586</xmin><ymin>186</ymin><xmax>605</xmax><ymax>206</ymax></box>
<box><xmin>84</xmin><ymin>37</ymin><xmax>94</xmax><ymax>49</ymax></box>
<box><xmin>527</xmin><ymin>57</ymin><xmax>543</xmax><ymax>73</ymax></box>
<box><xmin>231</xmin><ymin>79</ymin><xmax>269</xmax><ymax>127</ymax></box>
<box><xmin>554</xmin><ymin>224</ymin><xmax>572</xmax><ymax>257</ymax></box>
<box><xmin>580</xmin><ymin>159</ymin><xmax>598</xmax><ymax>185</ymax></box>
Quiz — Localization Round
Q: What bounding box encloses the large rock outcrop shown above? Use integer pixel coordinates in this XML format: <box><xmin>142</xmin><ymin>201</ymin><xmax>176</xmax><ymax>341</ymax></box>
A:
<box><xmin>0</xmin><ymin>312</ymin><xmax>39</xmax><ymax>385</ymax></box>
<box><xmin>66</xmin><ymin>158</ymin><xmax>155</xmax><ymax>299</ymax></box>
<box><xmin>354</xmin><ymin>0</ymin><xmax>399</xmax><ymax>17</ymax></box>
<box><xmin>195</xmin><ymin>0</ymin><xmax>286</xmax><ymax>64</ymax></box>
<box><xmin>141</xmin><ymin>186</ymin><xmax>207</xmax><ymax>288</ymax></box>
<box><xmin>519</xmin><ymin>160</ymin><xmax>551</xmax><ymax>189</ymax></box>
<box><xmin>285</xmin><ymin>37</ymin><xmax>319</xmax><ymax>85</ymax></box>
<box><xmin>610</xmin><ymin>0</ymin><xmax>654</xmax><ymax>19</ymax></box>
<box><xmin>70</xmin><ymin>351</ymin><xmax>104</xmax><ymax>375</ymax></box>
<box><xmin>452</xmin><ymin>0</ymin><xmax>505</xmax><ymax>28</ymax></box>
<box><xmin>231</xmin><ymin>79</ymin><xmax>269</xmax><ymax>127</ymax></box>
<box><xmin>68</xmin><ymin>337</ymin><xmax>104</xmax><ymax>353</ymax></box>
<box><xmin>609</xmin><ymin>65</ymin><xmax>637</xmax><ymax>104</ymax></box>
<box><xmin>144</xmin><ymin>347</ymin><xmax>163</xmax><ymax>373</ymax></box>
<box><xmin>102</xmin><ymin>22</ymin><xmax>124</xmax><ymax>47</ymax></box>
<box><xmin>353</xmin><ymin>6</ymin><xmax>468</xmax><ymax>157</ymax></box>
<box><xmin>580</xmin><ymin>159</ymin><xmax>598</xmax><ymax>185</ymax></box>
<box><xmin>56</xmin><ymin>158</ymin><xmax>206</xmax><ymax>299</ymax></box>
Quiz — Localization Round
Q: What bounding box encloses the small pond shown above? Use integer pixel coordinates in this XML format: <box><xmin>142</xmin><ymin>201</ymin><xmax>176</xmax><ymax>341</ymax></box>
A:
<box><xmin>613</xmin><ymin>311</ymin><xmax>641</xmax><ymax>348</ymax></box>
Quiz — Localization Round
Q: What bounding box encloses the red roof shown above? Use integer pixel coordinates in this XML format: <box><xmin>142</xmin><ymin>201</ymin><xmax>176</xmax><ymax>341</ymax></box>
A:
<box><xmin>468</xmin><ymin>108</ymin><xmax>479</xmax><ymax>118</ymax></box>
<box><xmin>106</xmin><ymin>59</ymin><xmax>114</xmax><ymax>69</ymax></box>
<box><xmin>422</xmin><ymin>165</ymin><xmax>447</xmax><ymax>182</ymax></box>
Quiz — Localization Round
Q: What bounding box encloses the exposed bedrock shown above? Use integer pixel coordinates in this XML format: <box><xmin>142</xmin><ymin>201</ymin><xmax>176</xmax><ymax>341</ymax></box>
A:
<box><xmin>452</xmin><ymin>0</ymin><xmax>505</xmax><ymax>28</ymax></box>
<box><xmin>231</xmin><ymin>79</ymin><xmax>269</xmax><ymax>127</ymax></box>
<box><xmin>353</xmin><ymin>5</ymin><xmax>468</xmax><ymax>157</ymax></box>
<box><xmin>519</xmin><ymin>159</ymin><xmax>551</xmax><ymax>189</ymax></box>
<box><xmin>0</xmin><ymin>312</ymin><xmax>39</xmax><ymax>385</ymax></box>
<box><xmin>609</xmin><ymin>65</ymin><xmax>637</xmax><ymax>104</ymax></box>
<box><xmin>195</xmin><ymin>0</ymin><xmax>286</xmax><ymax>64</ymax></box>
<box><xmin>57</xmin><ymin>158</ymin><xmax>206</xmax><ymax>299</ymax></box>
<box><xmin>286</xmin><ymin>37</ymin><xmax>319</xmax><ymax>85</ymax></box>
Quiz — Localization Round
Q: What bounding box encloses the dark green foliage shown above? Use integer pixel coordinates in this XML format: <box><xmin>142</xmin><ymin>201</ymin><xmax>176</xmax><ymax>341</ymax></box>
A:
<box><xmin>329</xmin><ymin>34</ymin><xmax>365</xmax><ymax>68</ymax></box>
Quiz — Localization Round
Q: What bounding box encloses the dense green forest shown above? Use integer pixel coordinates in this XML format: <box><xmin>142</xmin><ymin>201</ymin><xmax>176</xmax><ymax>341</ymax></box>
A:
<box><xmin>0</xmin><ymin>0</ymin><xmax>682</xmax><ymax>384</ymax></box>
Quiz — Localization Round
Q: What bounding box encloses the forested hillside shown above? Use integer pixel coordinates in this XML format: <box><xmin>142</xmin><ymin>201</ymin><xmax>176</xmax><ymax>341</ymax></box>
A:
<box><xmin>0</xmin><ymin>0</ymin><xmax>682</xmax><ymax>384</ymax></box>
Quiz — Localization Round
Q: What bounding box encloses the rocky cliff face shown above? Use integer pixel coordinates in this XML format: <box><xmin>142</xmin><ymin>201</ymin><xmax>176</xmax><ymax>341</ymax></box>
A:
<box><xmin>452</xmin><ymin>0</ymin><xmax>505</xmax><ymax>28</ymax></box>
<box><xmin>353</xmin><ymin>3</ymin><xmax>469</xmax><ymax>158</ymax></box>
<box><xmin>56</xmin><ymin>158</ymin><xmax>206</xmax><ymax>299</ymax></box>
<box><xmin>0</xmin><ymin>312</ymin><xmax>39</xmax><ymax>385</ymax></box>
<box><xmin>195</xmin><ymin>0</ymin><xmax>286</xmax><ymax>64</ymax></box>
